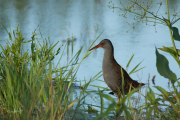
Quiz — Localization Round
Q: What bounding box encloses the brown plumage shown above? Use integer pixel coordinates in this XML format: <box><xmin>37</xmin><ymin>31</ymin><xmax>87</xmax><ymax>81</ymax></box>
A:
<box><xmin>89</xmin><ymin>39</ymin><xmax>145</xmax><ymax>103</ymax></box>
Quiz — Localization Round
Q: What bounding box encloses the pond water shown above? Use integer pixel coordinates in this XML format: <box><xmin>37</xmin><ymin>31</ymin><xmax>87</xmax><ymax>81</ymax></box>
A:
<box><xmin>0</xmin><ymin>0</ymin><xmax>180</xmax><ymax>113</ymax></box>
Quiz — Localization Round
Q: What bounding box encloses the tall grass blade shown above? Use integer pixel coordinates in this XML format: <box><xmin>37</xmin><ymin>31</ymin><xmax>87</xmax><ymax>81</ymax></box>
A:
<box><xmin>126</xmin><ymin>54</ymin><xmax>134</xmax><ymax>71</ymax></box>
<box><xmin>129</xmin><ymin>59</ymin><xmax>144</xmax><ymax>75</ymax></box>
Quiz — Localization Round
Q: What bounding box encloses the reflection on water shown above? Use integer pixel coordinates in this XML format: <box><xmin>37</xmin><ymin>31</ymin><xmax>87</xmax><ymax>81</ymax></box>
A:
<box><xmin>0</xmin><ymin>0</ymin><xmax>180</xmax><ymax>109</ymax></box>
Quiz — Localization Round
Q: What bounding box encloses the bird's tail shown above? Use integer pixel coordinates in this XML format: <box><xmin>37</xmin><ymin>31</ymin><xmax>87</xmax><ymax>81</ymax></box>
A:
<box><xmin>124</xmin><ymin>79</ymin><xmax>145</xmax><ymax>94</ymax></box>
<box><xmin>131</xmin><ymin>79</ymin><xmax>145</xmax><ymax>88</ymax></box>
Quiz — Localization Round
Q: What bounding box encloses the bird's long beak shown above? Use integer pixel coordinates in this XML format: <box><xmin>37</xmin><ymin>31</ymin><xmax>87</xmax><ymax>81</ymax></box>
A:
<box><xmin>89</xmin><ymin>44</ymin><xmax>102</xmax><ymax>51</ymax></box>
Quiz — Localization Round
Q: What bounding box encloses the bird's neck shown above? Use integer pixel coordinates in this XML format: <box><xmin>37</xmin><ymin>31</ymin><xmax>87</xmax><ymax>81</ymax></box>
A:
<box><xmin>103</xmin><ymin>47</ymin><xmax>114</xmax><ymax>63</ymax></box>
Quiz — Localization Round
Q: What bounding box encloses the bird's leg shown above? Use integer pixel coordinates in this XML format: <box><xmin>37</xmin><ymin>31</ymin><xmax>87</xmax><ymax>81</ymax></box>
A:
<box><xmin>115</xmin><ymin>90</ymin><xmax>123</xmax><ymax>104</ymax></box>
<box><xmin>114</xmin><ymin>93</ymin><xmax>120</xmax><ymax>104</ymax></box>
<box><xmin>117</xmin><ymin>98</ymin><xmax>120</xmax><ymax>104</ymax></box>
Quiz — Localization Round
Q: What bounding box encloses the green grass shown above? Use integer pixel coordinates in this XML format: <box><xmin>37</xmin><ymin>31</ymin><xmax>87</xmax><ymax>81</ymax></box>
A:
<box><xmin>0</xmin><ymin>23</ymin><xmax>102</xmax><ymax>119</ymax></box>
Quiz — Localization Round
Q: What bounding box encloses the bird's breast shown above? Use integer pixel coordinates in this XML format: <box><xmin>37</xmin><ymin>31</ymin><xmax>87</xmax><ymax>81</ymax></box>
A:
<box><xmin>102</xmin><ymin>60</ymin><xmax>120</xmax><ymax>91</ymax></box>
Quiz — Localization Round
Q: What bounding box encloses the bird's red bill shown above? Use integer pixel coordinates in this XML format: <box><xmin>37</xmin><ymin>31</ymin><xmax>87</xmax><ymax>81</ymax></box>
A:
<box><xmin>89</xmin><ymin>45</ymin><xmax>102</xmax><ymax>51</ymax></box>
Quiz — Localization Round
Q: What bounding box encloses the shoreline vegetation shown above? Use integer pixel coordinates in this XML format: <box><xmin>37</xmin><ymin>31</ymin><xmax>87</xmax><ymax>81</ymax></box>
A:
<box><xmin>0</xmin><ymin>0</ymin><xmax>180</xmax><ymax>119</ymax></box>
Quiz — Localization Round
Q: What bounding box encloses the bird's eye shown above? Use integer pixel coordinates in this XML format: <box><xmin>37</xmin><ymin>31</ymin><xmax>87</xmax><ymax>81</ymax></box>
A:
<box><xmin>102</xmin><ymin>42</ymin><xmax>105</xmax><ymax>45</ymax></box>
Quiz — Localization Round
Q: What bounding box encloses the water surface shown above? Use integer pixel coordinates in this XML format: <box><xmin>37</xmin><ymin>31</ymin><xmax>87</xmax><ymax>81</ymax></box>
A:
<box><xmin>0</xmin><ymin>0</ymin><xmax>180</xmax><ymax>110</ymax></box>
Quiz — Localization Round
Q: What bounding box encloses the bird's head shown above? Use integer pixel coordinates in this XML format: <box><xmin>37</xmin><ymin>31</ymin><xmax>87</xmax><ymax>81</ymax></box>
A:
<box><xmin>89</xmin><ymin>39</ymin><xmax>113</xmax><ymax>51</ymax></box>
